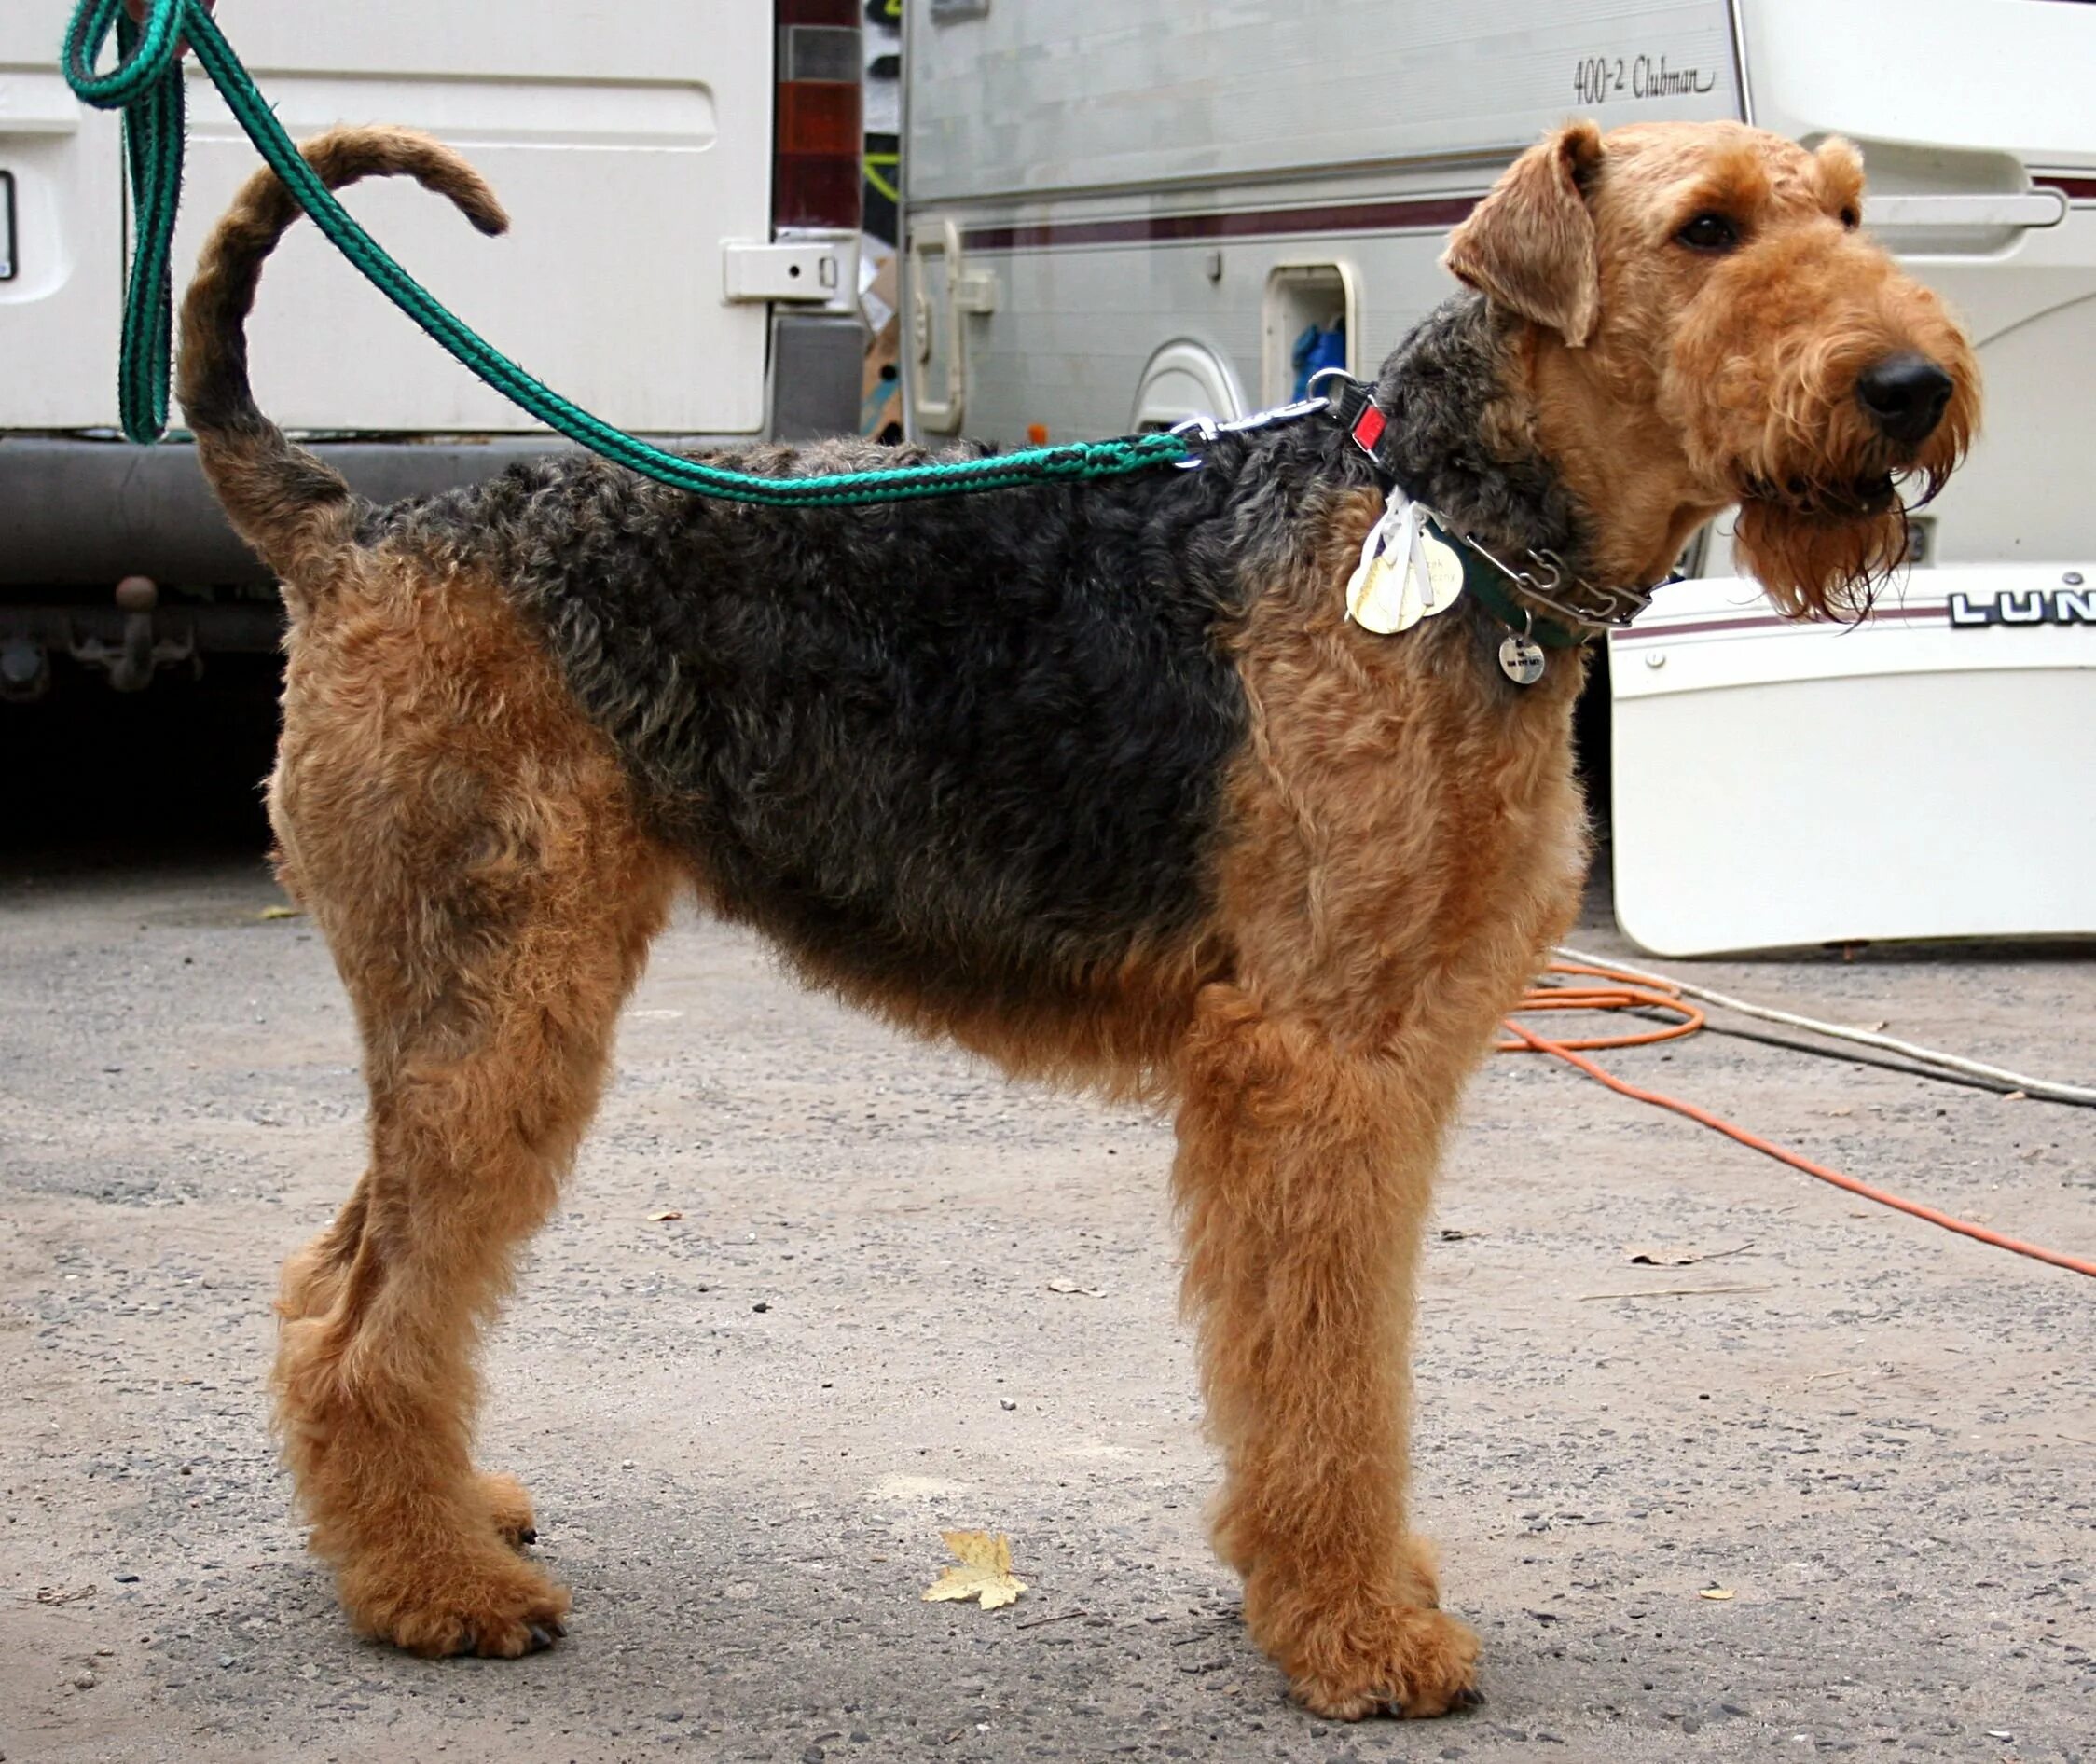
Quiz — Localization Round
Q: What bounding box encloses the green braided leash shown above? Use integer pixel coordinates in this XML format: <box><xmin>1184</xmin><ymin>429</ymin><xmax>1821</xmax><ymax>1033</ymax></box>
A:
<box><xmin>59</xmin><ymin>0</ymin><xmax>1193</xmax><ymax>507</ymax></box>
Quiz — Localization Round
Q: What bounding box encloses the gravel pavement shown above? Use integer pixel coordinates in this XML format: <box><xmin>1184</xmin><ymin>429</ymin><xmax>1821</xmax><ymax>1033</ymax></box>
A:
<box><xmin>3</xmin><ymin>842</ymin><xmax>2091</xmax><ymax>1764</ymax></box>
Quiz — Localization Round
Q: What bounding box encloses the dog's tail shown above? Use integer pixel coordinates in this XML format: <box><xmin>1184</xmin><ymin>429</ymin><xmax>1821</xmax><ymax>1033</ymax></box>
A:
<box><xmin>177</xmin><ymin>126</ymin><xmax>508</xmax><ymax>586</ymax></box>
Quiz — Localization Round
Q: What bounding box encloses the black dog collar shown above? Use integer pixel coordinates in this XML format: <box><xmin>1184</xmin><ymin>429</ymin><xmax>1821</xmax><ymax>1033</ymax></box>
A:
<box><xmin>1317</xmin><ymin>373</ymin><xmax>1407</xmax><ymax>483</ymax></box>
<box><xmin>1312</xmin><ymin>371</ymin><xmax>1635</xmax><ymax>658</ymax></box>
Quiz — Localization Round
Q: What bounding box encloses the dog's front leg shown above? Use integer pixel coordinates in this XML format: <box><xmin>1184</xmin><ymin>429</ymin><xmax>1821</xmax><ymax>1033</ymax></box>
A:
<box><xmin>1172</xmin><ymin>983</ymin><xmax>1480</xmax><ymax>1720</ymax></box>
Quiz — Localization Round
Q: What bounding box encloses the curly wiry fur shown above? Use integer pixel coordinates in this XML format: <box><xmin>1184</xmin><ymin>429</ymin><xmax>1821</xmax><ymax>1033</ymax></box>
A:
<box><xmin>177</xmin><ymin>121</ymin><xmax>1978</xmax><ymax>1720</ymax></box>
<box><xmin>1370</xmin><ymin>293</ymin><xmax>1592</xmax><ymax>572</ymax></box>
<box><xmin>351</xmin><ymin>296</ymin><xmax>1581</xmax><ymax>1061</ymax></box>
<box><xmin>394</xmin><ymin>448</ymin><xmax>1253</xmax><ymax>1016</ymax></box>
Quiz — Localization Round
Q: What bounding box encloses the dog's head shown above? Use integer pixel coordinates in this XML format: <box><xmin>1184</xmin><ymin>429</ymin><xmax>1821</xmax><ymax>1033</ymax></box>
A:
<box><xmin>1442</xmin><ymin>119</ymin><xmax>1979</xmax><ymax>616</ymax></box>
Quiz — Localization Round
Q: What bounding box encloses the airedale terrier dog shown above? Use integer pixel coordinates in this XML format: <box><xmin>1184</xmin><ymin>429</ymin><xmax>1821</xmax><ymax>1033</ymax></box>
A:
<box><xmin>179</xmin><ymin>117</ymin><xmax>1975</xmax><ymax>1717</ymax></box>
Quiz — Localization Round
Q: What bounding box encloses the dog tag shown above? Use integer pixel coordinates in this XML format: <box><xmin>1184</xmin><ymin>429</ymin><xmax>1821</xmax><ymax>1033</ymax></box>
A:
<box><xmin>1497</xmin><ymin>634</ymin><xmax>1547</xmax><ymax>685</ymax></box>
<box><xmin>1346</xmin><ymin>497</ymin><xmax>1466</xmax><ymax>635</ymax></box>
<box><xmin>1345</xmin><ymin>496</ymin><xmax>1417</xmax><ymax>634</ymax></box>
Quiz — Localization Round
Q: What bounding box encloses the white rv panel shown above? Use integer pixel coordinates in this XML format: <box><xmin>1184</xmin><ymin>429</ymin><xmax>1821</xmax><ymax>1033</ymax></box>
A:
<box><xmin>1609</xmin><ymin>571</ymin><xmax>2096</xmax><ymax>954</ymax></box>
<box><xmin>1742</xmin><ymin>0</ymin><xmax>2096</xmax><ymax>165</ymax></box>
<box><xmin>911</xmin><ymin>0</ymin><xmax>1741</xmax><ymax>201</ymax></box>
<box><xmin>903</xmin><ymin>1</ymin><xmax>1744</xmax><ymax>454</ymax></box>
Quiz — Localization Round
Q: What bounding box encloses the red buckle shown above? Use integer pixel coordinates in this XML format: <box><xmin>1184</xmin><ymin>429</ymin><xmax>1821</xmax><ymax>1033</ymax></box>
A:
<box><xmin>1350</xmin><ymin>403</ymin><xmax>1387</xmax><ymax>455</ymax></box>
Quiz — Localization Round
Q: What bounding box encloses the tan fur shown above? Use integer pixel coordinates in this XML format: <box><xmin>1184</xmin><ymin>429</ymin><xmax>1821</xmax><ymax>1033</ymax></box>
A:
<box><xmin>191</xmin><ymin>121</ymin><xmax>1979</xmax><ymax>1716</ymax></box>
<box><xmin>1171</xmin><ymin>503</ymin><xmax>1589</xmax><ymax>1716</ymax></box>
<box><xmin>267</xmin><ymin>552</ymin><xmax>676</xmax><ymax>1657</ymax></box>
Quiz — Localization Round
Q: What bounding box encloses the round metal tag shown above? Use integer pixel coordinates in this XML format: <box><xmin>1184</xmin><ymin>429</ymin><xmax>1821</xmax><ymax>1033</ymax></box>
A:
<box><xmin>1497</xmin><ymin>635</ymin><xmax>1547</xmax><ymax>685</ymax></box>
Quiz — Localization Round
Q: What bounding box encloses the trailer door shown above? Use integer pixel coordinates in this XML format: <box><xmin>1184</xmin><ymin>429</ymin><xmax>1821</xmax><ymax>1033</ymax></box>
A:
<box><xmin>5</xmin><ymin>0</ymin><xmax>776</xmax><ymax>437</ymax></box>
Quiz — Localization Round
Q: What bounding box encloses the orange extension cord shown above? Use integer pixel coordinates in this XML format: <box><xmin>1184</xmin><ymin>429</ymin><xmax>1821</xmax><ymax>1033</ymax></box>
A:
<box><xmin>1499</xmin><ymin>961</ymin><xmax>2096</xmax><ymax>1281</ymax></box>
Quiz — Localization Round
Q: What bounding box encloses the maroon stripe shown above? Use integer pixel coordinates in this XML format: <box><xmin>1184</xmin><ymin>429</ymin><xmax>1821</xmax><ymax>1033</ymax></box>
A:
<box><xmin>962</xmin><ymin>193</ymin><xmax>1482</xmax><ymax>255</ymax></box>
<box><xmin>1610</xmin><ymin>602</ymin><xmax>1950</xmax><ymax>646</ymax></box>
<box><xmin>966</xmin><ymin>174</ymin><xmax>2091</xmax><ymax>255</ymax></box>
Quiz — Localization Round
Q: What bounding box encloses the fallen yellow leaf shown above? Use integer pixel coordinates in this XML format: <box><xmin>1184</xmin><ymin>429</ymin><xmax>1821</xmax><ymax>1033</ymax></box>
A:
<box><xmin>647</xmin><ymin>1208</ymin><xmax>683</xmax><ymax>1222</ymax></box>
<box><xmin>255</xmin><ymin>904</ymin><xmax>301</xmax><ymax>921</ymax></box>
<box><xmin>922</xmin><ymin>1530</ymin><xmax>1027</xmax><ymax>1610</ymax></box>
<box><xmin>1698</xmin><ymin>1587</ymin><xmax>1735</xmax><ymax>1601</ymax></box>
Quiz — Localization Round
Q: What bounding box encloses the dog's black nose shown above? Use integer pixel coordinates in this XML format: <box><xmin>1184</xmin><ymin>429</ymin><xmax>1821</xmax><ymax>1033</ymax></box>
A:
<box><xmin>1855</xmin><ymin>352</ymin><xmax>1954</xmax><ymax>447</ymax></box>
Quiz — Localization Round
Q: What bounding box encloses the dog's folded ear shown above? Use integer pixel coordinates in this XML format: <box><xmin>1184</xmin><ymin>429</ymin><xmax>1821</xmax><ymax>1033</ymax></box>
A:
<box><xmin>1441</xmin><ymin>122</ymin><xmax>1604</xmax><ymax>349</ymax></box>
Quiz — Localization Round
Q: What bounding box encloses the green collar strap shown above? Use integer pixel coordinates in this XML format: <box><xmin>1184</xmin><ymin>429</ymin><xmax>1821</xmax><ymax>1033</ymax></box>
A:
<box><xmin>1428</xmin><ymin>517</ymin><xmax>1592</xmax><ymax>651</ymax></box>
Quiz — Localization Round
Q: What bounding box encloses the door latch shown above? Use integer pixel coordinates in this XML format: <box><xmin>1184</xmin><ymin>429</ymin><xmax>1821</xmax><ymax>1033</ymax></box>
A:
<box><xmin>722</xmin><ymin>239</ymin><xmax>853</xmax><ymax>306</ymax></box>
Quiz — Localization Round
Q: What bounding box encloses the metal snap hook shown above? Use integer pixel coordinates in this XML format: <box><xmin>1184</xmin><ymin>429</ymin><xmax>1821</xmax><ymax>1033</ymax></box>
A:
<box><xmin>1168</xmin><ymin>413</ymin><xmax>1219</xmax><ymax>467</ymax></box>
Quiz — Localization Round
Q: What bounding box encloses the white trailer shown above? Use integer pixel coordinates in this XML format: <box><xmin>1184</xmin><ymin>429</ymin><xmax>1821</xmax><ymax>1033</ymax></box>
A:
<box><xmin>903</xmin><ymin>0</ymin><xmax>2096</xmax><ymax>953</ymax></box>
<box><xmin>0</xmin><ymin>0</ymin><xmax>865</xmax><ymax>694</ymax></box>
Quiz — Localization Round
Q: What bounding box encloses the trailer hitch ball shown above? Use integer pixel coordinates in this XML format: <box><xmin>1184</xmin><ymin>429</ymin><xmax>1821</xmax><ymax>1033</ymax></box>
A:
<box><xmin>110</xmin><ymin>575</ymin><xmax>159</xmax><ymax>693</ymax></box>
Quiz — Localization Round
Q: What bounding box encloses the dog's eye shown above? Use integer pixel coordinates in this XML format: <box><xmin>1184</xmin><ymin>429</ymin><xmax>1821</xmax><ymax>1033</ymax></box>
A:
<box><xmin>1839</xmin><ymin>205</ymin><xmax>1861</xmax><ymax>230</ymax></box>
<box><xmin>1675</xmin><ymin>213</ymin><xmax>1740</xmax><ymax>253</ymax></box>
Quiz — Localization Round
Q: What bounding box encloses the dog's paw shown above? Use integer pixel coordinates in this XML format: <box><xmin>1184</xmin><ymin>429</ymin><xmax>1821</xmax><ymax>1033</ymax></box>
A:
<box><xmin>1277</xmin><ymin>1599</ymin><xmax>1482</xmax><ymax>1722</ymax></box>
<box><xmin>476</xmin><ymin>1469</ymin><xmax>540</xmax><ymax>1548</ymax></box>
<box><xmin>343</xmin><ymin>1549</ymin><xmax>571</xmax><ymax>1660</ymax></box>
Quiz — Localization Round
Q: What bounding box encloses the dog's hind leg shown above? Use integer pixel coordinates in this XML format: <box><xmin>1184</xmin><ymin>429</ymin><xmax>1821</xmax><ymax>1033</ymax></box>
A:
<box><xmin>279</xmin><ymin>1163</ymin><xmax>559</xmax><ymax>1540</ymax></box>
<box><xmin>268</xmin><ymin>567</ymin><xmax>675</xmax><ymax>1656</ymax></box>
<box><xmin>1173</xmin><ymin>983</ymin><xmax>1482</xmax><ymax>1720</ymax></box>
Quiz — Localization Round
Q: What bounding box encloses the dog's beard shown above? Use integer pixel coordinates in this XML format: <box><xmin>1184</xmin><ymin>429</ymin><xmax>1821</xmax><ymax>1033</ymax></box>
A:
<box><xmin>1732</xmin><ymin>493</ymin><xmax>1912</xmax><ymax>619</ymax></box>
<box><xmin>1731</xmin><ymin>438</ymin><xmax>1961</xmax><ymax>620</ymax></box>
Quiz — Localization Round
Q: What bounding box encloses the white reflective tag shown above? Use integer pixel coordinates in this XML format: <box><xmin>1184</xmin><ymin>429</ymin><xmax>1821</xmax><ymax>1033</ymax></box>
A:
<box><xmin>1345</xmin><ymin>494</ymin><xmax>1465</xmax><ymax>635</ymax></box>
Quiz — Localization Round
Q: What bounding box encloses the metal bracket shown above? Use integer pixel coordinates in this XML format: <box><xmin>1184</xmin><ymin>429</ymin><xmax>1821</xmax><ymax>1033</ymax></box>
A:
<box><xmin>951</xmin><ymin>267</ymin><xmax>998</xmax><ymax>316</ymax></box>
<box><xmin>70</xmin><ymin>618</ymin><xmax>199</xmax><ymax>692</ymax></box>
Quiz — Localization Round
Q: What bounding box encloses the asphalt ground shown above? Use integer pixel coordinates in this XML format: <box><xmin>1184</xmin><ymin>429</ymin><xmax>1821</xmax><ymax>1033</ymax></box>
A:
<box><xmin>3</xmin><ymin>677</ymin><xmax>2091</xmax><ymax>1764</ymax></box>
